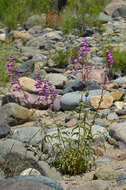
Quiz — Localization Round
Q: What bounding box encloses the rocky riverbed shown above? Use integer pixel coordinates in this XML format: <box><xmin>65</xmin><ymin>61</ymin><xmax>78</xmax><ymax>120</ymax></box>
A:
<box><xmin>1</xmin><ymin>0</ymin><xmax>126</xmax><ymax>190</ymax></box>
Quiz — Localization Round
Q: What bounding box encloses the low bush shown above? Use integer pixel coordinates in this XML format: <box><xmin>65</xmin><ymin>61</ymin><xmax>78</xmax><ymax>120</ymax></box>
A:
<box><xmin>0</xmin><ymin>0</ymin><xmax>52</xmax><ymax>29</ymax></box>
<box><xmin>57</xmin><ymin>0</ymin><xmax>111</xmax><ymax>34</ymax></box>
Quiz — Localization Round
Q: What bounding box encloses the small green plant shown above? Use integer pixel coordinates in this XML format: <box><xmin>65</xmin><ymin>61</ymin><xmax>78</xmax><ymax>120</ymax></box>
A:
<box><xmin>0</xmin><ymin>41</ymin><xmax>19</xmax><ymax>86</ymax></box>
<box><xmin>52</xmin><ymin>47</ymin><xmax>78</xmax><ymax>68</ymax></box>
<box><xmin>109</xmin><ymin>49</ymin><xmax>126</xmax><ymax>75</ymax></box>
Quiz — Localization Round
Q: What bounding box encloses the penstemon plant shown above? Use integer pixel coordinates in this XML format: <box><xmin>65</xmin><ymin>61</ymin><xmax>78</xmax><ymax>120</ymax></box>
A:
<box><xmin>41</xmin><ymin>38</ymin><xmax>109</xmax><ymax>175</ymax></box>
<box><xmin>6</xmin><ymin>38</ymin><xmax>112</xmax><ymax>176</ymax></box>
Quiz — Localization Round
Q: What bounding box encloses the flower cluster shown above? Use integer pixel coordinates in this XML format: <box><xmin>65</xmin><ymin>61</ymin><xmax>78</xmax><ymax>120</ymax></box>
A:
<box><xmin>7</xmin><ymin>56</ymin><xmax>22</xmax><ymax>91</ymax></box>
<box><xmin>35</xmin><ymin>78</ymin><xmax>57</xmax><ymax>105</ymax></box>
<box><xmin>7</xmin><ymin>58</ymin><xmax>57</xmax><ymax>109</ymax></box>
<box><xmin>106</xmin><ymin>49</ymin><xmax>114</xmax><ymax>65</ymax></box>
<box><xmin>73</xmin><ymin>38</ymin><xmax>91</xmax><ymax>71</ymax></box>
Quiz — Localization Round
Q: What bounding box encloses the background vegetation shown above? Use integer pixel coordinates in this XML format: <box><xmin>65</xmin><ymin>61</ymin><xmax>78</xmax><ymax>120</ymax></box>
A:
<box><xmin>0</xmin><ymin>0</ymin><xmax>111</xmax><ymax>33</ymax></box>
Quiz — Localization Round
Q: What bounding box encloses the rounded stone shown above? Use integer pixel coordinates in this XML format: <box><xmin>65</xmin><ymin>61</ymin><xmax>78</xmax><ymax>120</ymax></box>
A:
<box><xmin>91</xmin><ymin>94</ymin><xmax>113</xmax><ymax>109</ymax></box>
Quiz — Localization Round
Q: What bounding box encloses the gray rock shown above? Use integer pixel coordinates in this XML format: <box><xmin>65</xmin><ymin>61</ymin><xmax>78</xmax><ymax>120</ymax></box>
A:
<box><xmin>116</xmin><ymin>105</ymin><xmax>126</xmax><ymax>115</ymax></box>
<box><xmin>0</xmin><ymin>123</ymin><xmax>10</xmax><ymax>138</ymax></box>
<box><xmin>28</xmin><ymin>25</ymin><xmax>43</xmax><ymax>34</ymax></box>
<box><xmin>104</xmin><ymin>0</ymin><xmax>126</xmax><ymax>16</ymax></box>
<box><xmin>0</xmin><ymin>169</ymin><xmax>5</xmax><ymax>180</ymax></box>
<box><xmin>20</xmin><ymin>46</ymin><xmax>41</xmax><ymax>57</ymax></box>
<box><xmin>53</xmin><ymin>96</ymin><xmax>62</xmax><ymax>111</ymax></box>
<box><xmin>0</xmin><ymin>103</ymin><xmax>33</xmax><ymax>126</ymax></box>
<box><xmin>109</xmin><ymin>121</ymin><xmax>126</xmax><ymax>144</ymax></box>
<box><xmin>113</xmin><ymin>76</ymin><xmax>126</xmax><ymax>84</ymax></box>
<box><xmin>117</xmin><ymin>173</ymin><xmax>126</xmax><ymax>185</ymax></box>
<box><xmin>107</xmin><ymin>112</ymin><xmax>119</xmax><ymax>121</ymax></box>
<box><xmin>55</xmin><ymin>89</ymin><xmax>64</xmax><ymax>95</ymax></box>
<box><xmin>45</xmin><ymin>73</ymin><xmax>67</xmax><ymax>88</ymax></box>
<box><xmin>17</xmin><ymin>60</ymin><xmax>34</xmax><ymax>74</ymax></box>
<box><xmin>13</xmin><ymin>175</ymin><xmax>63</xmax><ymax>190</ymax></box>
<box><xmin>26</xmin><ymin>31</ymin><xmax>63</xmax><ymax>49</ymax></box>
<box><xmin>60</xmin><ymin>90</ymin><xmax>109</xmax><ymax>111</ymax></box>
<box><xmin>99</xmin><ymin>12</ymin><xmax>112</xmax><ymax>23</ymax></box>
<box><xmin>0</xmin><ymin>178</ymin><xmax>57</xmax><ymax>190</ymax></box>
<box><xmin>84</xmin><ymin>80</ymin><xmax>101</xmax><ymax>91</ymax></box>
<box><xmin>63</xmin><ymin>80</ymin><xmax>85</xmax><ymax>93</ymax></box>
<box><xmin>68</xmin><ymin>180</ymin><xmax>112</xmax><ymax>190</ymax></box>
<box><xmin>60</xmin><ymin>91</ymin><xmax>82</xmax><ymax>110</ymax></box>
<box><xmin>112</xmin><ymin>6</ymin><xmax>126</xmax><ymax>18</ymax></box>
<box><xmin>12</xmin><ymin>126</ymin><xmax>42</xmax><ymax>145</ymax></box>
<box><xmin>82</xmin><ymin>27</ymin><xmax>95</xmax><ymax>37</ymax></box>
<box><xmin>0</xmin><ymin>139</ymin><xmax>26</xmax><ymax>157</ymax></box>
<box><xmin>38</xmin><ymin>161</ymin><xmax>62</xmax><ymax>180</ymax></box>
<box><xmin>98</xmin><ymin>109</ymin><xmax>111</xmax><ymax>116</ymax></box>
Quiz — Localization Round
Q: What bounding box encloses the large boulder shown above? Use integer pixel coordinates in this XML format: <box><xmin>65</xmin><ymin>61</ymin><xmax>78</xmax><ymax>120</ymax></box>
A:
<box><xmin>112</xmin><ymin>5</ymin><xmax>126</xmax><ymax>18</ymax></box>
<box><xmin>0</xmin><ymin>178</ymin><xmax>56</xmax><ymax>190</ymax></box>
<box><xmin>0</xmin><ymin>103</ymin><xmax>34</xmax><ymax>126</ymax></box>
<box><xmin>109</xmin><ymin>121</ymin><xmax>126</xmax><ymax>144</ymax></box>
<box><xmin>104</xmin><ymin>0</ymin><xmax>126</xmax><ymax>16</ymax></box>
<box><xmin>13</xmin><ymin>175</ymin><xmax>64</xmax><ymax>190</ymax></box>
<box><xmin>60</xmin><ymin>90</ymin><xmax>109</xmax><ymax>111</ymax></box>
<box><xmin>12</xmin><ymin>126</ymin><xmax>42</xmax><ymax>145</ymax></box>
<box><xmin>68</xmin><ymin>180</ymin><xmax>112</xmax><ymax>190</ymax></box>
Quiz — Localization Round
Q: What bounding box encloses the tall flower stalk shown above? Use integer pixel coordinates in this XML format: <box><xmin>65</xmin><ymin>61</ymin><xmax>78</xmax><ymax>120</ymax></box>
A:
<box><xmin>106</xmin><ymin>49</ymin><xmax>114</xmax><ymax>79</ymax></box>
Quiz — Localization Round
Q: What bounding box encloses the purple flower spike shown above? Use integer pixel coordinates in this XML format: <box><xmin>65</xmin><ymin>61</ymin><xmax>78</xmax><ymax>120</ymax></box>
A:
<box><xmin>73</xmin><ymin>65</ymin><xmax>78</xmax><ymax>70</ymax></box>
<box><xmin>24</xmin><ymin>93</ymin><xmax>29</xmax><ymax>100</ymax></box>
<box><xmin>87</xmin><ymin>65</ymin><xmax>92</xmax><ymax>69</ymax></box>
<box><xmin>73</xmin><ymin>55</ymin><xmax>78</xmax><ymax>59</ymax></box>
<box><xmin>106</xmin><ymin>49</ymin><xmax>114</xmax><ymax>65</ymax></box>
<box><xmin>49</xmin><ymin>104</ymin><xmax>53</xmax><ymax>109</ymax></box>
<box><xmin>15</xmin><ymin>68</ymin><xmax>19</xmax><ymax>72</ymax></box>
<box><xmin>80</xmin><ymin>52</ymin><xmax>84</xmax><ymax>57</ymax></box>
<box><xmin>7</xmin><ymin>56</ymin><xmax>16</xmax><ymax>62</ymax></box>
<box><xmin>38</xmin><ymin>90</ymin><xmax>43</xmax><ymax>95</ymax></box>
<box><xmin>37</xmin><ymin>97</ymin><xmax>43</xmax><ymax>102</ymax></box>
<box><xmin>11</xmin><ymin>81</ymin><xmax>17</xmax><ymax>85</ymax></box>
<box><xmin>7</xmin><ymin>63</ymin><xmax>12</xmax><ymax>67</ymax></box>
<box><xmin>8</xmin><ymin>73</ymin><xmax>14</xmax><ymax>77</ymax></box>
<box><xmin>8</xmin><ymin>67</ymin><xmax>13</xmax><ymax>72</ymax></box>
<box><xmin>73</xmin><ymin>59</ymin><xmax>78</xmax><ymax>63</ymax></box>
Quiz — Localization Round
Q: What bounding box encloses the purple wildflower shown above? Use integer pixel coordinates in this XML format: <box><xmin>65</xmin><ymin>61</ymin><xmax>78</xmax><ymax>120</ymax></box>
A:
<box><xmin>15</xmin><ymin>67</ymin><xmax>19</xmax><ymax>72</ymax></box>
<box><xmin>8</xmin><ymin>73</ymin><xmax>14</xmax><ymax>77</ymax></box>
<box><xmin>106</xmin><ymin>49</ymin><xmax>114</xmax><ymax>64</ymax></box>
<box><xmin>11</xmin><ymin>81</ymin><xmax>17</xmax><ymax>85</ymax></box>
<box><xmin>38</xmin><ymin>90</ymin><xmax>43</xmax><ymax>95</ymax></box>
<box><xmin>80</xmin><ymin>52</ymin><xmax>84</xmax><ymax>57</ymax></box>
<box><xmin>37</xmin><ymin>97</ymin><xmax>43</xmax><ymax>102</ymax></box>
<box><xmin>7</xmin><ymin>56</ymin><xmax>16</xmax><ymax>62</ymax></box>
<box><xmin>73</xmin><ymin>65</ymin><xmax>78</xmax><ymax>70</ymax></box>
<box><xmin>49</xmin><ymin>104</ymin><xmax>53</xmax><ymax>109</ymax></box>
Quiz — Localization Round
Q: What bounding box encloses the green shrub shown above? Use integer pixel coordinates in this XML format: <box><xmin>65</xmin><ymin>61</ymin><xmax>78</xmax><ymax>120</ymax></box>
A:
<box><xmin>58</xmin><ymin>0</ymin><xmax>111</xmax><ymax>34</ymax></box>
<box><xmin>112</xmin><ymin>50</ymin><xmax>126</xmax><ymax>74</ymax></box>
<box><xmin>42</xmin><ymin>100</ymin><xmax>106</xmax><ymax>175</ymax></box>
<box><xmin>0</xmin><ymin>0</ymin><xmax>52</xmax><ymax>29</ymax></box>
<box><xmin>52</xmin><ymin>47</ymin><xmax>78</xmax><ymax>68</ymax></box>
